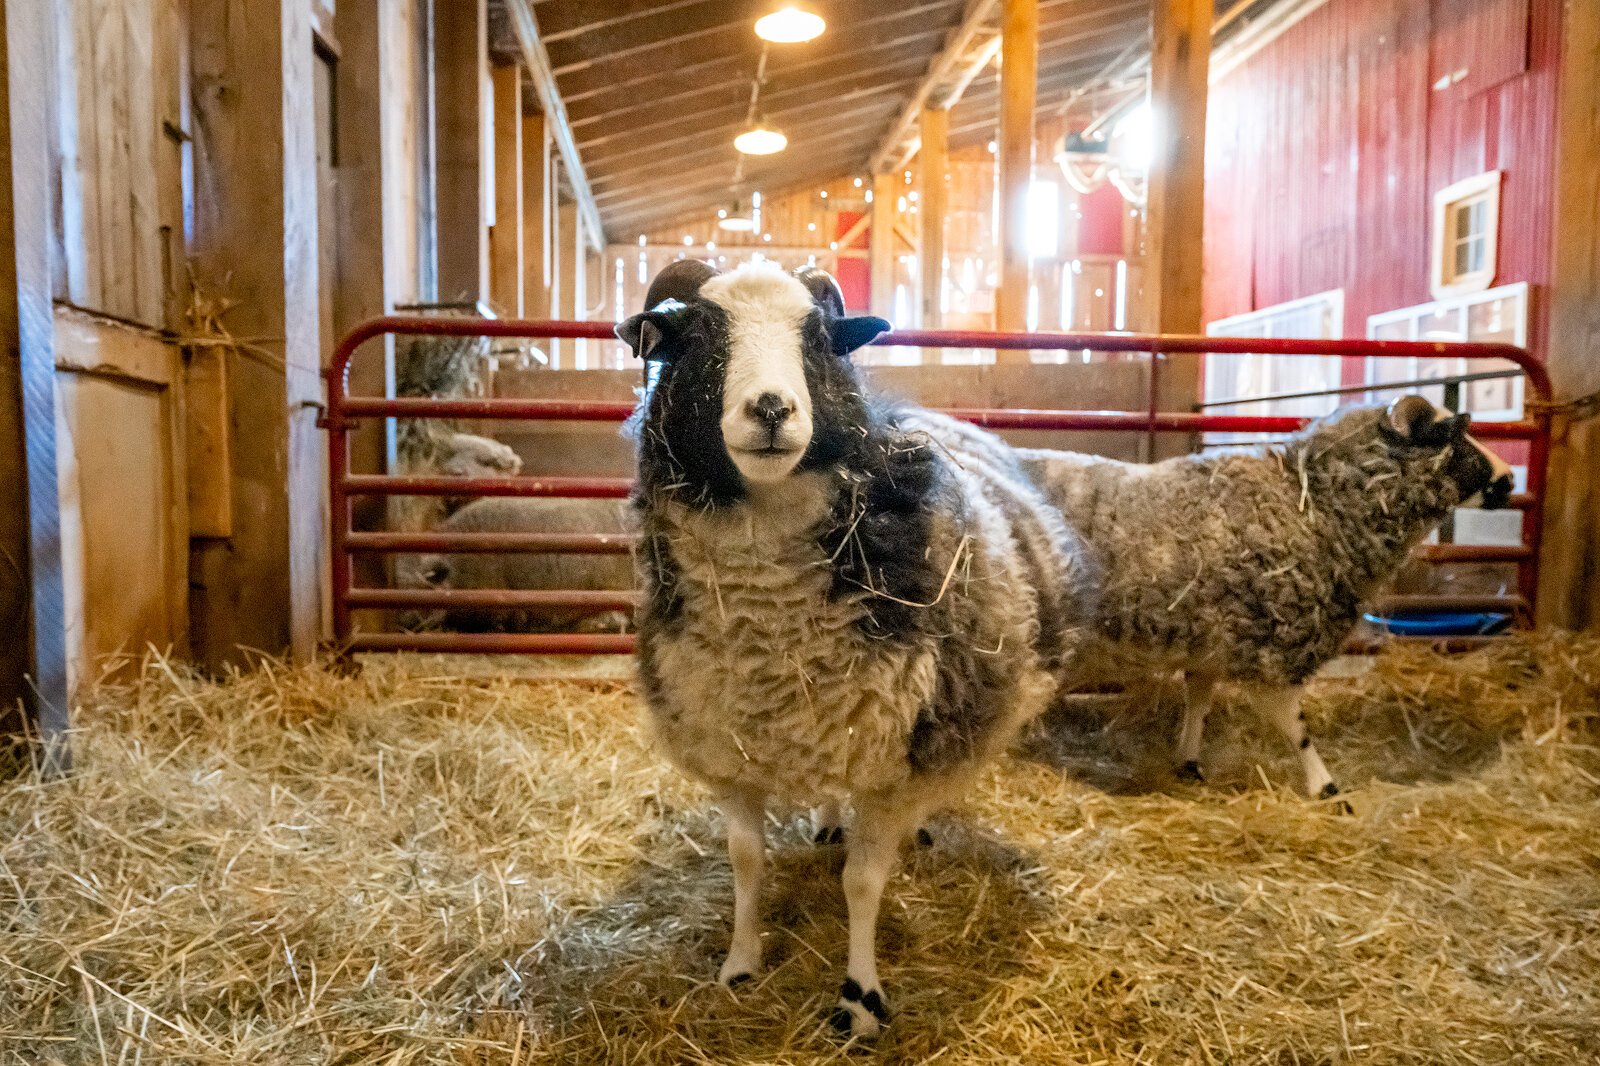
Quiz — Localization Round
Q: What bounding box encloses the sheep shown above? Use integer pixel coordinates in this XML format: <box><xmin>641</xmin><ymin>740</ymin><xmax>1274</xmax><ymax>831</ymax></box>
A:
<box><xmin>615</xmin><ymin>261</ymin><xmax>1095</xmax><ymax>1038</ymax></box>
<box><xmin>412</xmin><ymin>497</ymin><xmax>634</xmax><ymax>633</ymax></box>
<box><xmin>1017</xmin><ymin>394</ymin><xmax>1515</xmax><ymax>801</ymax></box>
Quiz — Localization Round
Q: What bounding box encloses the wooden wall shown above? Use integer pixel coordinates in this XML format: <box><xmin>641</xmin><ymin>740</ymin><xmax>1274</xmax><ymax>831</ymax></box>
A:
<box><xmin>1203</xmin><ymin>0</ymin><xmax>1560</xmax><ymax>358</ymax></box>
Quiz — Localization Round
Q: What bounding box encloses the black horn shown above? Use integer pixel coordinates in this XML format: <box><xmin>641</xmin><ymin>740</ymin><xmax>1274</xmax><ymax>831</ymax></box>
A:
<box><xmin>643</xmin><ymin>258</ymin><xmax>718</xmax><ymax>312</ymax></box>
<box><xmin>792</xmin><ymin>265</ymin><xmax>847</xmax><ymax>318</ymax></box>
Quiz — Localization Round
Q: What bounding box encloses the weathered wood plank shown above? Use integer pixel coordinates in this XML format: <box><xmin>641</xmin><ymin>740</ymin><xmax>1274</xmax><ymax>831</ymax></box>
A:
<box><xmin>995</xmin><ymin>0</ymin><xmax>1036</xmax><ymax>343</ymax></box>
<box><xmin>489</xmin><ymin>62</ymin><xmax>523</xmax><ymax>316</ymax></box>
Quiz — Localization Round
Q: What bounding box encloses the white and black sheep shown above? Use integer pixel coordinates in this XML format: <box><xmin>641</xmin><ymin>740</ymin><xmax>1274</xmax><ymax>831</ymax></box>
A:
<box><xmin>1017</xmin><ymin>394</ymin><xmax>1515</xmax><ymax>800</ymax></box>
<box><xmin>616</xmin><ymin>261</ymin><xmax>1095</xmax><ymax>1037</ymax></box>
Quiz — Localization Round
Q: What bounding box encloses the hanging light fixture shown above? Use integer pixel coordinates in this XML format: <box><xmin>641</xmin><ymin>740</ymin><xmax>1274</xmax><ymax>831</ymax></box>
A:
<box><xmin>734</xmin><ymin>124</ymin><xmax>787</xmax><ymax>155</ymax></box>
<box><xmin>718</xmin><ymin>199</ymin><xmax>757</xmax><ymax>231</ymax></box>
<box><xmin>754</xmin><ymin>5</ymin><xmax>825</xmax><ymax>43</ymax></box>
<box><xmin>1055</xmin><ymin>131</ymin><xmax>1112</xmax><ymax>196</ymax></box>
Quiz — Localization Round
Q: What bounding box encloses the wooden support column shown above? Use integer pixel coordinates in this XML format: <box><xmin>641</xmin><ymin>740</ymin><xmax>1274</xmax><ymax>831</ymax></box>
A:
<box><xmin>996</xmin><ymin>0</ymin><xmax>1037</xmax><ymax>350</ymax></box>
<box><xmin>489</xmin><ymin>62</ymin><xmax>523</xmax><ymax>317</ymax></box>
<box><xmin>919</xmin><ymin>107</ymin><xmax>948</xmax><ymax>337</ymax></box>
<box><xmin>1537</xmin><ymin>0</ymin><xmax>1600</xmax><ymax>630</ymax></box>
<box><xmin>189</xmin><ymin>0</ymin><xmax>324</xmax><ymax>664</ymax></box>
<box><xmin>556</xmin><ymin>200</ymin><xmax>577</xmax><ymax>365</ymax></box>
<box><xmin>433</xmin><ymin>0</ymin><xmax>489</xmax><ymax>302</ymax></box>
<box><xmin>869</xmin><ymin>172</ymin><xmax>897</xmax><ymax>320</ymax></box>
<box><xmin>0</xmin><ymin>0</ymin><xmax>69</xmax><ymax>749</ymax></box>
<box><xmin>521</xmin><ymin>109</ymin><xmax>550</xmax><ymax>319</ymax></box>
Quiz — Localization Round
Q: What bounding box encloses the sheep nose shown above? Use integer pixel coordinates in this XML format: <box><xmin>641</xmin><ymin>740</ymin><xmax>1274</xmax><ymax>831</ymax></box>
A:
<box><xmin>748</xmin><ymin>392</ymin><xmax>793</xmax><ymax>429</ymax></box>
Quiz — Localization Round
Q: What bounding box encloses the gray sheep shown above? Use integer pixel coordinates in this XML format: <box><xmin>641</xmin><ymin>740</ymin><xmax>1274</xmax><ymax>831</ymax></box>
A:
<box><xmin>415</xmin><ymin>497</ymin><xmax>634</xmax><ymax>633</ymax></box>
<box><xmin>619</xmin><ymin>261</ymin><xmax>1095</xmax><ymax>1038</ymax></box>
<box><xmin>1018</xmin><ymin>394</ymin><xmax>1514</xmax><ymax>800</ymax></box>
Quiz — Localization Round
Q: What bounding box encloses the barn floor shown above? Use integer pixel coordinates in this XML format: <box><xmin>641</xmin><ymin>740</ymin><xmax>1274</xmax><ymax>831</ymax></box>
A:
<box><xmin>2</xmin><ymin>638</ymin><xmax>1598</xmax><ymax>1065</ymax></box>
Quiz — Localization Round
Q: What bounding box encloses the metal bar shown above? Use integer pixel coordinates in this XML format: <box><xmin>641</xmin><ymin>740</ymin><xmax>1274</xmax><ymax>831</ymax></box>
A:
<box><xmin>348</xmin><ymin>631</ymin><xmax>637</xmax><ymax>655</ymax></box>
<box><xmin>343</xmin><ymin>475</ymin><xmax>633</xmax><ymax>498</ymax></box>
<box><xmin>346</xmin><ymin>531</ymin><xmax>637</xmax><ymax>554</ymax></box>
<box><xmin>1198</xmin><ymin>368</ymin><xmax>1523</xmax><ymax>409</ymax></box>
<box><xmin>1371</xmin><ymin>594</ymin><xmax>1527</xmax><ymax>615</ymax></box>
<box><xmin>348</xmin><ymin>588</ymin><xmax>638</xmax><ymax>611</ymax></box>
<box><xmin>1413</xmin><ymin>543</ymin><xmax>1532</xmax><ymax>563</ymax></box>
<box><xmin>334</xmin><ymin>396</ymin><xmax>1543</xmax><ymax>439</ymax></box>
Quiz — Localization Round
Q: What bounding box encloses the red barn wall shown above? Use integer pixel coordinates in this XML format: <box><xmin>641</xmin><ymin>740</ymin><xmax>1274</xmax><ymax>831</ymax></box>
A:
<box><xmin>1203</xmin><ymin>0</ymin><xmax>1559</xmax><ymax>360</ymax></box>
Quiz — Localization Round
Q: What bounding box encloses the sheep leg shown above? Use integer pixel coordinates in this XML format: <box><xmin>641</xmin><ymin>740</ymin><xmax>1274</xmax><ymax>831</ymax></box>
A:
<box><xmin>716</xmin><ymin>789</ymin><xmax>768</xmax><ymax>987</ymax></box>
<box><xmin>832</xmin><ymin>789</ymin><xmax>926</xmax><ymax>1039</ymax></box>
<box><xmin>1257</xmin><ymin>687</ymin><xmax>1342</xmax><ymax>802</ymax></box>
<box><xmin>812</xmin><ymin>798</ymin><xmax>844</xmax><ymax>845</ymax></box>
<box><xmin>1174</xmin><ymin>672</ymin><xmax>1216</xmax><ymax>782</ymax></box>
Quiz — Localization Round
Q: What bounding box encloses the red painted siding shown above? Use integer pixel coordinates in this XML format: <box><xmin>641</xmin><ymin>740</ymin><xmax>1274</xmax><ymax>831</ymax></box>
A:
<box><xmin>1203</xmin><ymin>0</ymin><xmax>1557</xmax><ymax>361</ymax></box>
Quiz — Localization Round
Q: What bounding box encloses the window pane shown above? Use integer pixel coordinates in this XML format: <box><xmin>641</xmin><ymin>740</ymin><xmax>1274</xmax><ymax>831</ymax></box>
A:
<box><xmin>1454</xmin><ymin>240</ymin><xmax>1473</xmax><ymax>277</ymax></box>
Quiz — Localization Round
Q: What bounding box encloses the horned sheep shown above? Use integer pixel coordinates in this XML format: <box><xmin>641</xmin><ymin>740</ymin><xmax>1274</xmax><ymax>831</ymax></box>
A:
<box><xmin>1018</xmin><ymin>395</ymin><xmax>1515</xmax><ymax>800</ymax></box>
<box><xmin>617</xmin><ymin>261</ymin><xmax>1096</xmax><ymax>1038</ymax></box>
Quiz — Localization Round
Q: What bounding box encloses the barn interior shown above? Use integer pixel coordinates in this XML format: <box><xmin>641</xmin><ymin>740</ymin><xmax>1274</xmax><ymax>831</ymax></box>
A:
<box><xmin>2</xmin><ymin>0</ymin><xmax>1599</xmax><ymax>1062</ymax></box>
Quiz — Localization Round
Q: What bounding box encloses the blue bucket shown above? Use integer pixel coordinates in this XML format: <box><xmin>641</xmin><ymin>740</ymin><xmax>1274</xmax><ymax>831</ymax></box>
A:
<box><xmin>1362</xmin><ymin>610</ymin><xmax>1512</xmax><ymax>637</ymax></box>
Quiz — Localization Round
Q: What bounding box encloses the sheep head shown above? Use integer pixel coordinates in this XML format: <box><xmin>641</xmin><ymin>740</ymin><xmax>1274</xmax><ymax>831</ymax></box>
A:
<box><xmin>1380</xmin><ymin>394</ymin><xmax>1514</xmax><ymax>509</ymax></box>
<box><xmin>618</xmin><ymin>262</ymin><xmax>890</xmax><ymax>503</ymax></box>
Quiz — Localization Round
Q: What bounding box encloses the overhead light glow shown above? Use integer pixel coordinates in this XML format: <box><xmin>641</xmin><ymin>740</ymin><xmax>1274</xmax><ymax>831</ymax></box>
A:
<box><xmin>718</xmin><ymin>215</ymin><xmax>756</xmax><ymax>232</ymax></box>
<box><xmin>734</xmin><ymin>126</ymin><xmax>788</xmax><ymax>155</ymax></box>
<box><xmin>754</xmin><ymin>6</ymin><xmax>825</xmax><ymax>43</ymax></box>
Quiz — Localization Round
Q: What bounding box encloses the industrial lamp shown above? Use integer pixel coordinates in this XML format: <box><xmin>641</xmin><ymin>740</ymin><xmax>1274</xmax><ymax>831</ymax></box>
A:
<box><xmin>734</xmin><ymin>125</ymin><xmax>788</xmax><ymax>155</ymax></box>
<box><xmin>754</xmin><ymin>5</ymin><xmax>825</xmax><ymax>43</ymax></box>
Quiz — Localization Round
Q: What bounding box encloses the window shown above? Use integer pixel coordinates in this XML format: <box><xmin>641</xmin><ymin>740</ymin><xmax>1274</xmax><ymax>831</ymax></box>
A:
<box><xmin>1432</xmin><ymin>171</ymin><xmax>1501</xmax><ymax>298</ymax></box>
<box><xmin>1204</xmin><ymin>291</ymin><xmax>1345</xmax><ymax>442</ymax></box>
<box><xmin>1366</xmin><ymin>282</ymin><xmax>1528</xmax><ymax>422</ymax></box>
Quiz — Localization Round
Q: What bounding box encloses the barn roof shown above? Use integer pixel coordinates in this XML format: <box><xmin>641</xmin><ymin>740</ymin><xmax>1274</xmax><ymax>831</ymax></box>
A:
<box><xmin>508</xmin><ymin>1</ymin><xmax>1248</xmax><ymax>240</ymax></box>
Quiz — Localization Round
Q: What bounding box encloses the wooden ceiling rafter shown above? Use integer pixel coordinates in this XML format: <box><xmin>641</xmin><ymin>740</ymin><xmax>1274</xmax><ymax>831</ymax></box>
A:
<box><xmin>868</xmin><ymin>0</ymin><xmax>1002</xmax><ymax>176</ymax></box>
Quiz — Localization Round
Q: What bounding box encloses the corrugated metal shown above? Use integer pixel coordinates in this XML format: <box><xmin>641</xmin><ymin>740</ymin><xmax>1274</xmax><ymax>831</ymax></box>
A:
<box><xmin>1204</xmin><ymin>0</ymin><xmax>1555</xmax><ymax>362</ymax></box>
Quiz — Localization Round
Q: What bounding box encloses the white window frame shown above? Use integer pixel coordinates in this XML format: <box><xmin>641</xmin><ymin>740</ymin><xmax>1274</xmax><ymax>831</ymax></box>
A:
<box><xmin>1365</xmin><ymin>281</ymin><xmax>1528</xmax><ymax>422</ymax></box>
<box><xmin>1204</xmin><ymin>290</ymin><xmax>1345</xmax><ymax>442</ymax></box>
<box><xmin>1431</xmin><ymin>170</ymin><xmax>1501</xmax><ymax>299</ymax></box>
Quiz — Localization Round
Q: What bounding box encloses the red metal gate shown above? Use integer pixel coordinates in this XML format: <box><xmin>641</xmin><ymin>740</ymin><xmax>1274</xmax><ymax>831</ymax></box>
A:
<box><xmin>323</xmin><ymin>319</ymin><xmax>1552</xmax><ymax>655</ymax></box>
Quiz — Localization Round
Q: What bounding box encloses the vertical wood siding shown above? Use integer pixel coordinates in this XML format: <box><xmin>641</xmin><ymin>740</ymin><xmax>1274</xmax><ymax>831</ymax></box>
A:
<box><xmin>1204</xmin><ymin>0</ymin><xmax>1558</xmax><ymax>362</ymax></box>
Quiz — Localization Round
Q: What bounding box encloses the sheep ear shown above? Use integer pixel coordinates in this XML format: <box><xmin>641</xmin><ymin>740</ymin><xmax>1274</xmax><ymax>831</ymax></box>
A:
<box><xmin>830</xmin><ymin>315</ymin><xmax>891</xmax><ymax>358</ymax></box>
<box><xmin>1385</xmin><ymin>394</ymin><xmax>1439</xmax><ymax>441</ymax></box>
<box><xmin>616</xmin><ymin>309</ymin><xmax>676</xmax><ymax>361</ymax></box>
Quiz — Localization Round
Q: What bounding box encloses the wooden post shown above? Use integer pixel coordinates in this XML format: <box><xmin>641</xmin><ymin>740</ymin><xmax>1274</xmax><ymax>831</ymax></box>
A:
<box><xmin>433</xmin><ymin>0</ymin><xmax>489</xmax><ymax>302</ymax></box>
<box><xmin>0</xmin><ymin>0</ymin><xmax>70</xmax><ymax>751</ymax></box>
<box><xmin>557</xmin><ymin>200</ymin><xmax>578</xmax><ymax>365</ymax></box>
<box><xmin>522</xmin><ymin>108</ymin><xmax>550</xmax><ymax>319</ymax></box>
<box><xmin>189</xmin><ymin>0</ymin><xmax>324</xmax><ymax>664</ymax></box>
<box><xmin>1537</xmin><ymin>0</ymin><xmax>1600</xmax><ymax>630</ymax></box>
<box><xmin>995</xmin><ymin>0</ymin><xmax>1037</xmax><ymax>351</ymax></box>
<box><xmin>869</xmin><ymin>171</ymin><xmax>897</xmax><ymax>320</ymax></box>
<box><xmin>1143</xmin><ymin>0</ymin><xmax>1210</xmax><ymax>456</ymax></box>
<box><xmin>489</xmin><ymin>62</ymin><xmax>523</xmax><ymax>317</ymax></box>
<box><xmin>919</xmin><ymin>106</ymin><xmax>948</xmax><ymax>338</ymax></box>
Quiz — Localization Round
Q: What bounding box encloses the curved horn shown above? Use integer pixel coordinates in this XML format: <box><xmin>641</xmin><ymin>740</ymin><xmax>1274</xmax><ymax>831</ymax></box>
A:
<box><xmin>643</xmin><ymin>258</ymin><xmax>717</xmax><ymax>312</ymax></box>
<box><xmin>792</xmin><ymin>265</ymin><xmax>847</xmax><ymax>318</ymax></box>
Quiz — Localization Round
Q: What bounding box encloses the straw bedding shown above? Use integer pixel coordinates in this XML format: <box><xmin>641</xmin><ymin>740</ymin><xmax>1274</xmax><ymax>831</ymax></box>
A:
<box><xmin>2</xmin><ymin>635</ymin><xmax>1597</xmax><ymax>1064</ymax></box>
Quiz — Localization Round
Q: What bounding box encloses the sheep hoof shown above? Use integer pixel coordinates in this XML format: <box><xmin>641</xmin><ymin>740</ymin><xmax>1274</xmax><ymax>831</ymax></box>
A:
<box><xmin>830</xmin><ymin>978</ymin><xmax>889</xmax><ymax>1039</ymax></box>
<box><xmin>1175</xmin><ymin>760</ymin><xmax>1206</xmax><ymax>784</ymax></box>
<box><xmin>813</xmin><ymin>825</ymin><xmax>845</xmax><ymax>846</ymax></box>
<box><xmin>915</xmin><ymin>827</ymin><xmax>934</xmax><ymax>848</ymax></box>
<box><xmin>1318</xmin><ymin>783</ymin><xmax>1354</xmax><ymax>815</ymax></box>
<box><xmin>722</xmin><ymin>971</ymin><xmax>753</xmax><ymax>990</ymax></box>
<box><xmin>717</xmin><ymin>950</ymin><xmax>761</xmax><ymax>989</ymax></box>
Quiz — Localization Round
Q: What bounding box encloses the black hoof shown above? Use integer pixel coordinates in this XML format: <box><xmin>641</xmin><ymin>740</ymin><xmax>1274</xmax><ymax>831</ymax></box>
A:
<box><xmin>813</xmin><ymin>825</ymin><xmax>844</xmax><ymax>846</ymax></box>
<box><xmin>915</xmin><ymin>827</ymin><xmax>934</xmax><ymax>848</ymax></box>
<box><xmin>724</xmin><ymin>971</ymin><xmax>752</xmax><ymax>989</ymax></box>
<box><xmin>1318</xmin><ymin>782</ymin><xmax>1340</xmax><ymax>800</ymax></box>
<box><xmin>1176</xmin><ymin>760</ymin><xmax>1205</xmax><ymax>783</ymax></box>
<box><xmin>831</xmin><ymin>977</ymin><xmax>889</xmax><ymax>1037</ymax></box>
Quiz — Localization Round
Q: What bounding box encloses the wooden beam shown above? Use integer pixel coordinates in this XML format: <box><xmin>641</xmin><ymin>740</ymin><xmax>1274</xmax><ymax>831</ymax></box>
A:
<box><xmin>995</xmin><ymin>0</ymin><xmax>1037</xmax><ymax>344</ymax></box>
<box><xmin>522</xmin><ymin>109</ymin><xmax>551</xmax><ymax>319</ymax></box>
<box><xmin>869</xmin><ymin>0</ymin><xmax>1001</xmax><ymax>175</ymax></box>
<box><xmin>1537</xmin><ymin>0</ymin><xmax>1600</xmax><ymax>630</ymax></box>
<box><xmin>918</xmin><ymin>107</ymin><xmax>948</xmax><ymax>336</ymax></box>
<box><xmin>489</xmin><ymin>62</ymin><xmax>524</xmax><ymax>316</ymax></box>
<box><xmin>434</xmin><ymin>0</ymin><xmax>489</xmax><ymax>302</ymax></box>
<box><xmin>1142</xmin><ymin>0</ymin><xmax>1210</xmax><ymax>456</ymax></box>
<box><xmin>504</xmin><ymin>0</ymin><xmax>605</xmax><ymax>248</ymax></box>
<box><xmin>869</xmin><ymin>172</ymin><xmax>897</xmax><ymax>319</ymax></box>
<box><xmin>0</xmin><ymin>0</ymin><xmax>69</xmax><ymax>750</ymax></box>
<box><xmin>189</xmin><ymin>0</ymin><xmax>323</xmax><ymax>664</ymax></box>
